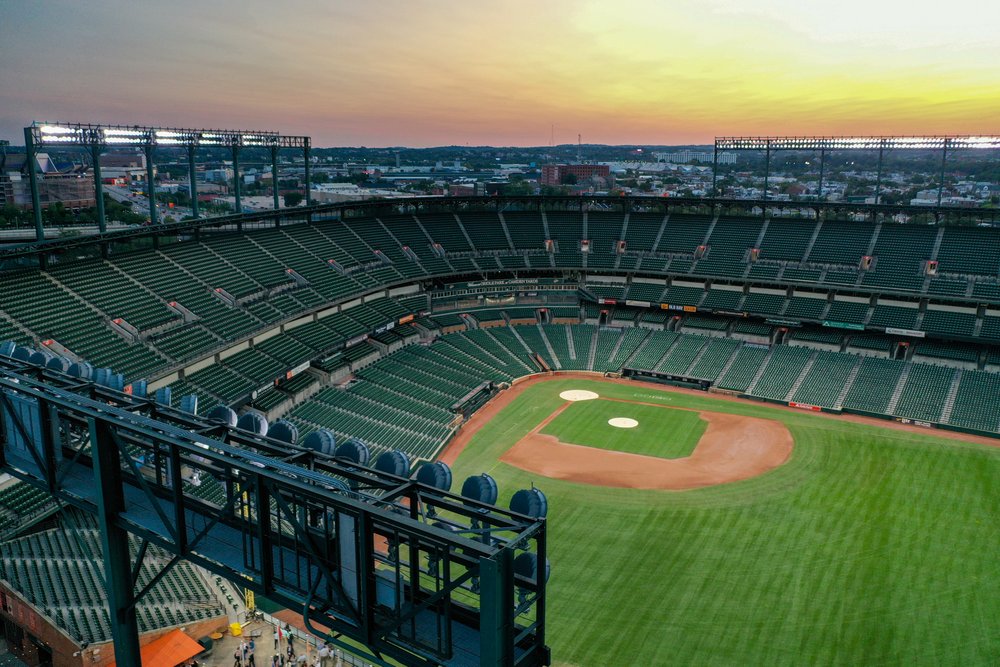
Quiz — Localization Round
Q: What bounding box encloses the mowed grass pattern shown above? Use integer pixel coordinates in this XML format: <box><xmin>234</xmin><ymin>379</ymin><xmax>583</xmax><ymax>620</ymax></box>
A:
<box><xmin>450</xmin><ymin>379</ymin><xmax>1000</xmax><ymax>666</ymax></box>
<box><xmin>540</xmin><ymin>399</ymin><xmax>706</xmax><ymax>459</ymax></box>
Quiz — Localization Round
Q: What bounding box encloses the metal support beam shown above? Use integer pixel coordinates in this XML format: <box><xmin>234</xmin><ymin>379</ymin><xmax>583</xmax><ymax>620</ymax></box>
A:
<box><xmin>304</xmin><ymin>139</ymin><xmax>312</xmax><ymax>207</ymax></box>
<box><xmin>875</xmin><ymin>144</ymin><xmax>885</xmax><ymax>205</ymax></box>
<box><xmin>232</xmin><ymin>144</ymin><xmax>242</xmax><ymax>216</ymax></box>
<box><xmin>24</xmin><ymin>127</ymin><xmax>44</xmax><ymax>243</ymax></box>
<box><xmin>711</xmin><ymin>145</ymin><xmax>719</xmax><ymax>197</ymax></box>
<box><xmin>271</xmin><ymin>145</ymin><xmax>280</xmax><ymax>211</ymax></box>
<box><xmin>0</xmin><ymin>362</ymin><xmax>550</xmax><ymax>667</ymax></box>
<box><xmin>717</xmin><ymin>135</ymin><xmax>1000</xmax><ymax>150</ymax></box>
<box><xmin>91</xmin><ymin>143</ymin><xmax>106</xmax><ymax>233</ymax></box>
<box><xmin>479</xmin><ymin>551</ymin><xmax>514</xmax><ymax>667</ymax></box>
<box><xmin>254</xmin><ymin>478</ymin><xmax>274</xmax><ymax>595</ymax></box>
<box><xmin>144</xmin><ymin>143</ymin><xmax>157</xmax><ymax>225</ymax></box>
<box><xmin>937</xmin><ymin>139</ymin><xmax>950</xmax><ymax>207</ymax></box>
<box><xmin>89</xmin><ymin>417</ymin><xmax>142</xmax><ymax>667</ymax></box>
<box><xmin>762</xmin><ymin>143</ymin><xmax>771</xmax><ymax>203</ymax></box>
<box><xmin>188</xmin><ymin>145</ymin><xmax>199</xmax><ymax>219</ymax></box>
<box><xmin>817</xmin><ymin>148</ymin><xmax>825</xmax><ymax>202</ymax></box>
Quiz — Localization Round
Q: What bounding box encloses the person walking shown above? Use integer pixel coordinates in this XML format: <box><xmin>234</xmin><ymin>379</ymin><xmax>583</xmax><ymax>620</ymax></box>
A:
<box><xmin>233</xmin><ymin>647</ymin><xmax>242</xmax><ymax>667</ymax></box>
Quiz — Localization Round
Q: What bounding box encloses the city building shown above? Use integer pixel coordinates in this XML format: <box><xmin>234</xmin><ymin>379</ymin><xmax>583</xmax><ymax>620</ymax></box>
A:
<box><xmin>98</xmin><ymin>152</ymin><xmax>151</xmax><ymax>183</ymax></box>
<box><xmin>309</xmin><ymin>182</ymin><xmax>411</xmax><ymax>203</ymax></box>
<box><xmin>540</xmin><ymin>163</ymin><xmax>611</xmax><ymax>186</ymax></box>
<box><xmin>654</xmin><ymin>150</ymin><xmax>737</xmax><ymax>164</ymax></box>
<box><xmin>201</xmin><ymin>167</ymin><xmax>234</xmax><ymax>183</ymax></box>
<box><xmin>0</xmin><ymin>152</ymin><xmax>95</xmax><ymax>210</ymax></box>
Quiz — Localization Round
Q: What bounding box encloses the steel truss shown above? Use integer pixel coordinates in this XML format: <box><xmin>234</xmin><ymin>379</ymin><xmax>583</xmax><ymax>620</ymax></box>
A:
<box><xmin>712</xmin><ymin>134</ymin><xmax>1000</xmax><ymax>204</ymax></box>
<box><xmin>23</xmin><ymin>121</ymin><xmax>312</xmax><ymax>243</ymax></box>
<box><xmin>0</xmin><ymin>355</ymin><xmax>548</xmax><ymax>667</ymax></box>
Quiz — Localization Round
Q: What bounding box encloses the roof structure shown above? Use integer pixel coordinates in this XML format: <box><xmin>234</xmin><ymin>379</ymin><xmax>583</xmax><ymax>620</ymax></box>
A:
<box><xmin>109</xmin><ymin>628</ymin><xmax>204</xmax><ymax>667</ymax></box>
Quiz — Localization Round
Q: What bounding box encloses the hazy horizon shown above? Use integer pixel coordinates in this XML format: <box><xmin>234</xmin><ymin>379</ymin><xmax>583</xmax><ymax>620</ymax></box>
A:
<box><xmin>1</xmin><ymin>0</ymin><xmax>998</xmax><ymax>147</ymax></box>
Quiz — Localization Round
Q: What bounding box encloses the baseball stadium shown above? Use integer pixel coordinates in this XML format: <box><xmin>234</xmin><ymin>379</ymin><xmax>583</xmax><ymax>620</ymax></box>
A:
<box><xmin>1</xmin><ymin>135</ymin><xmax>999</xmax><ymax>666</ymax></box>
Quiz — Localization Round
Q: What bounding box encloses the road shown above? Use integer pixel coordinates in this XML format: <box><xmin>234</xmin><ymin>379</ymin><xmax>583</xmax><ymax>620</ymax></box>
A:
<box><xmin>105</xmin><ymin>185</ymin><xmax>193</xmax><ymax>220</ymax></box>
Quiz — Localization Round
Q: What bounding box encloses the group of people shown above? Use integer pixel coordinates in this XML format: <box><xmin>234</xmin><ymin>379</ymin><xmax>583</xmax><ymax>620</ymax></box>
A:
<box><xmin>228</xmin><ymin>623</ymin><xmax>341</xmax><ymax>667</ymax></box>
<box><xmin>232</xmin><ymin>637</ymin><xmax>258</xmax><ymax>666</ymax></box>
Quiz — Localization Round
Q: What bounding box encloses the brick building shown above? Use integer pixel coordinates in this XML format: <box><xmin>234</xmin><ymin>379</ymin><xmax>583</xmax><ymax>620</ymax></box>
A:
<box><xmin>540</xmin><ymin>163</ymin><xmax>611</xmax><ymax>186</ymax></box>
<box><xmin>0</xmin><ymin>153</ymin><xmax>95</xmax><ymax>210</ymax></box>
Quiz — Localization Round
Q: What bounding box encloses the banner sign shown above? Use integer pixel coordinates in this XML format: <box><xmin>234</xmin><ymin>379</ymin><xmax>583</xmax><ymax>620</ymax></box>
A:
<box><xmin>885</xmin><ymin>327</ymin><xmax>925</xmax><ymax>338</ymax></box>
<box><xmin>346</xmin><ymin>334</ymin><xmax>369</xmax><ymax>348</ymax></box>
<box><xmin>285</xmin><ymin>361</ymin><xmax>311</xmax><ymax>379</ymax></box>
<box><xmin>896</xmin><ymin>417</ymin><xmax>934</xmax><ymax>429</ymax></box>
<box><xmin>822</xmin><ymin>320</ymin><xmax>865</xmax><ymax>330</ymax></box>
<box><xmin>660</xmin><ymin>303</ymin><xmax>698</xmax><ymax>312</ymax></box>
<box><xmin>458</xmin><ymin>278</ymin><xmax>568</xmax><ymax>289</ymax></box>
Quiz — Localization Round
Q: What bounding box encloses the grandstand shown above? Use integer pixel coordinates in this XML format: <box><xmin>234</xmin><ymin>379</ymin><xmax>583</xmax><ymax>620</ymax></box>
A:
<box><xmin>0</xmin><ymin>512</ymin><xmax>227</xmax><ymax>664</ymax></box>
<box><xmin>2</xmin><ymin>195</ymin><xmax>1000</xmax><ymax>665</ymax></box>
<box><xmin>0</xmin><ymin>200</ymin><xmax>997</xmax><ymax>441</ymax></box>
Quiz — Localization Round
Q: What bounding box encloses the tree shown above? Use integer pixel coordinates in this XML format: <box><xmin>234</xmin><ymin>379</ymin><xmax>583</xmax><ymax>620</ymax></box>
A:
<box><xmin>283</xmin><ymin>192</ymin><xmax>304</xmax><ymax>208</ymax></box>
<box><xmin>44</xmin><ymin>202</ymin><xmax>69</xmax><ymax>225</ymax></box>
<box><xmin>560</xmin><ymin>172</ymin><xmax>578</xmax><ymax>185</ymax></box>
<box><xmin>540</xmin><ymin>185</ymin><xmax>571</xmax><ymax>196</ymax></box>
<box><xmin>0</xmin><ymin>204</ymin><xmax>31</xmax><ymax>228</ymax></box>
<box><xmin>504</xmin><ymin>181</ymin><xmax>536</xmax><ymax>196</ymax></box>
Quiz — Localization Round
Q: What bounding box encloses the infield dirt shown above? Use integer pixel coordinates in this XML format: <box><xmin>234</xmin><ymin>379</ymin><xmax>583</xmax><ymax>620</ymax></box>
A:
<box><xmin>439</xmin><ymin>372</ymin><xmax>1000</xmax><ymax>490</ymax></box>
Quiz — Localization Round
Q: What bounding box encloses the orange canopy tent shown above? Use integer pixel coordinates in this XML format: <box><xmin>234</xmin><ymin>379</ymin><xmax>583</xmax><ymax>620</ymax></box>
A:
<box><xmin>108</xmin><ymin>628</ymin><xmax>204</xmax><ymax>667</ymax></box>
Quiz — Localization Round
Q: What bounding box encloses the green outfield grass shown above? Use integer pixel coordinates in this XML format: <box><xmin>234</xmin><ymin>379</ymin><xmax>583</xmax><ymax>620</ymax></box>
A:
<box><xmin>540</xmin><ymin>398</ymin><xmax>706</xmax><ymax>459</ymax></box>
<box><xmin>449</xmin><ymin>378</ymin><xmax>1000</xmax><ymax>667</ymax></box>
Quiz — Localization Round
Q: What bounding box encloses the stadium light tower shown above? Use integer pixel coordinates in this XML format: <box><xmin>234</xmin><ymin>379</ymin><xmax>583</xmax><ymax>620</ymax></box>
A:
<box><xmin>25</xmin><ymin>122</ymin><xmax>311</xmax><ymax>243</ymax></box>
<box><xmin>713</xmin><ymin>135</ymin><xmax>1000</xmax><ymax>206</ymax></box>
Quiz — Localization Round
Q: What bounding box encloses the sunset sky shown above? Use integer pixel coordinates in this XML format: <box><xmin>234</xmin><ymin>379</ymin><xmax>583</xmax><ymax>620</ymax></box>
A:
<box><xmin>1</xmin><ymin>0</ymin><xmax>998</xmax><ymax>147</ymax></box>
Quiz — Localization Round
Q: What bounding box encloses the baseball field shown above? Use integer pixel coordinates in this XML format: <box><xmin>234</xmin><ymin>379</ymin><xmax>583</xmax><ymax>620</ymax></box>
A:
<box><xmin>443</xmin><ymin>375</ymin><xmax>1000</xmax><ymax>666</ymax></box>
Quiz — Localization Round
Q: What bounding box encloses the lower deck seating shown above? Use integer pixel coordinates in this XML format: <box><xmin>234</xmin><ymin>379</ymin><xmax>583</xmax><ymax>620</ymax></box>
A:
<box><xmin>789</xmin><ymin>352</ymin><xmax>858</xmax><ymax>408</ymax></box>
<box><xmin>842</xmin><ymin>357</ymin><xmax>906</xmax><ymax>414</ymax></box>
<box><xmin>894</xmin><ymin>364</ymin><xmax>956</xmax><ymax>423</ymax></box>
<box><xmin>947</xmin><ymin>371</ymin><xmax>1000</xmax><ymax>432</ymax></box>
<box><xmin>717</xmin><ymin>346</ymin><xmax>770</xmax><ymax>392</ymax></box>
<box><xmin>747</xmin><ymin>346</ymin><xmax>814</xmax><ymax>401</ymax></box>
<box><xmin>0</xmin><ymin>483</ymin><xmax>60</xmax><ymax>540</ymax></box>
<box><xmin>0</xmin><ymin>526</ymin><xmax>225</xmax><ymax>646</ymax></box>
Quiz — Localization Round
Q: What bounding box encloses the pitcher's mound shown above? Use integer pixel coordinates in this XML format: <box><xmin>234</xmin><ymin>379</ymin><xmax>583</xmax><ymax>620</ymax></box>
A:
<box><xmin>608</xmin><ymin>417</ymin><xmax>638</xmax><ymax>428</ymax></box>
<box><xmin>560</xmin><ymin>390</ymin><xmax>599</xmax><ymax>401</ymax></box>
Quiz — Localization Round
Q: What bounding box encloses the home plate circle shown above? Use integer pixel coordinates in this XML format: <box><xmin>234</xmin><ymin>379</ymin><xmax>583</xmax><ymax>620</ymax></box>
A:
<box><xmin>559</xmin><ymin>390</ymin><xmax>599</xmax><ymax>401</ymax></box>
<box><xmin>608</xmin><ymin>417</ymin><xmax>639</xmax><ymax>428</ymax></box>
